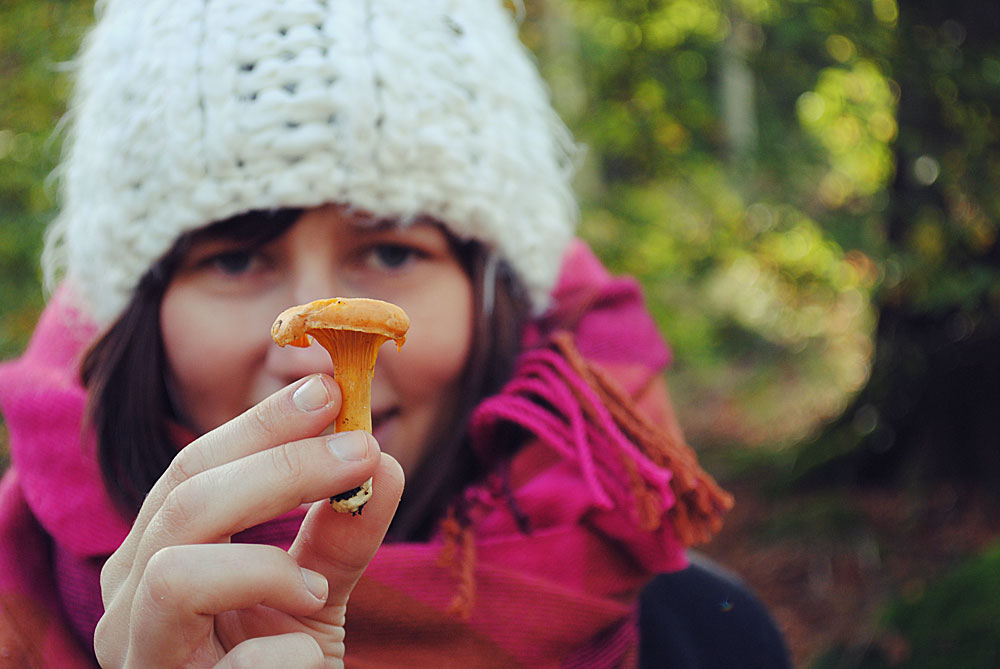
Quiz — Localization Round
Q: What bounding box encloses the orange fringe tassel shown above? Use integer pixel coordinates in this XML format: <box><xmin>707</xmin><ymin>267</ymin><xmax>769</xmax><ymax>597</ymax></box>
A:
<box><xmin>437</xmin><ymin>508</ymin><xmax>477</xmax><ymax>620</ymax></box>
<box><xmin>550</xmin><ymin>331</ymin><xmax>734</xmax><ymax>546</ymax></box>
<box><xmin>436</xmin><ymin>331</ymin><xmax>734</xmax><ymax>617</ymax></box>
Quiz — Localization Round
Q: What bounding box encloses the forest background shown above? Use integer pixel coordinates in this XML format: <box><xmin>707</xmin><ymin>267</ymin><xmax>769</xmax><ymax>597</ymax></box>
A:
<box><xmin>2</xmin><ymin>0</ymin><xmax>998</xmax><ymax>666</ymax></box>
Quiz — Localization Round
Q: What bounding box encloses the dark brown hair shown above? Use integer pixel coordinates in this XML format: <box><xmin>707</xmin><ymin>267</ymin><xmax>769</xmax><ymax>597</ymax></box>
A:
<box><xmin>388</xmin><ymin>245</ymin><xmax>531</xmax><ymax>539</ymax></box>
<box><xmin>81</xmin><ymin>209</ymin><xmax>532</xmax><ymax>538</ymax></box>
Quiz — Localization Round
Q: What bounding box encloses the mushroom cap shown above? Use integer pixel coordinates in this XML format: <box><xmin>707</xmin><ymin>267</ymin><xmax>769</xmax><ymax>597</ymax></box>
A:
<box><xmin>271</xmin><ymin>297</ymin><xmax>410</xmax><ymax>348</ymax></box>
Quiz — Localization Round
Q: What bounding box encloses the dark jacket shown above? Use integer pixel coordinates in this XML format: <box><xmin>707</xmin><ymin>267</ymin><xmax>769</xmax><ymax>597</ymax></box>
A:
<box><xmin>640</xmin><ymin>553</ymin><xmax>791</xmax><ymax>668</ymax></box>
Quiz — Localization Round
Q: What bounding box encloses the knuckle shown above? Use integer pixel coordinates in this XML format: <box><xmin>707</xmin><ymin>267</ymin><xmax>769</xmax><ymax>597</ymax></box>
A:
<box><xmin>155</xmin><ymin>478</ymin><xmax>206</xmax><ymax>538</ymax></box>
<box><xmin>93</xmin><ymin>615</ymin><xmax>119</xmax><ymax>667</ymax></box>
<box><xmin>247</xmin><ymin>399</ymin><xmax>281</xmax><ymax>441</ymax></box>
<box><xmin>99</xmin><ymin>554</ymin><xmax>126</xmax><ymax>603</ymax></box>
<box><xmin>164</xmin><ymin>445</ymin><xmax>203</xmax><ymax>489</ymax></box>
<box><xmin>267</xmin><ymin>441</ymin><xmax>305</xmax><ymax>484</ymax></box>
<box><xmin>141</xmin><ymin>546</ymin><xmax>184</xmax><ymax>604</ymax></box>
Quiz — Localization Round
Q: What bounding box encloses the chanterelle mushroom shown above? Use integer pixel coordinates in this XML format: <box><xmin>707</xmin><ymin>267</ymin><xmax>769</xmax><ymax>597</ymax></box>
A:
<box><xmin>271</xmin><ymin>297</ymin><xmax>410</xmax><ymax>514</ymax></box>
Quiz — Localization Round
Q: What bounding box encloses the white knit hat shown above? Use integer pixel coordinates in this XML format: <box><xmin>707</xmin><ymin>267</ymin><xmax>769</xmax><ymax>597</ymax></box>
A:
<box><xmin>44</xmin><ymin>0</ymin><xmax>580</xmax><ymax>326</ymax></box>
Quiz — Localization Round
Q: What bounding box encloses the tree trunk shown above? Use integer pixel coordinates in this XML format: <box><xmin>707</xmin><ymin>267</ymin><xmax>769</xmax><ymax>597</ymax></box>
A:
<box><xmin>795</xmin><ymin>0</ymin><xmax>1000</xmax><ymax>489</ymax></box>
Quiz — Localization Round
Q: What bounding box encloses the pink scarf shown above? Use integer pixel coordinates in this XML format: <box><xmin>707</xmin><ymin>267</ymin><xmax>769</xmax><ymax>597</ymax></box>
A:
<box><xmin>0</xmin><ymin>288</ymin><xmax>124</xmax><ymax>667</ymax></box>
<box><xmin>0</xmin><ymin>241</ymin><xmax>731</xmax><ymax>667</ymax></box>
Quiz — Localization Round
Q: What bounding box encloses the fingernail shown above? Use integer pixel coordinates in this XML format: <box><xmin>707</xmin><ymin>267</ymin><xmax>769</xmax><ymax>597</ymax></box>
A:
<box><xmin>301</xmin><ymin>568</ymin><xmax>329</xmax><ymax>602</ymax></box>
<box><xmin>327</xmin><ymin>431</ymin><xmax>370</xmax><ymax>461</ymax></box>
<box><xmin>292</xmin><ymin>375</ymin><xmax>331</xmax><ymax>412</ymax></box>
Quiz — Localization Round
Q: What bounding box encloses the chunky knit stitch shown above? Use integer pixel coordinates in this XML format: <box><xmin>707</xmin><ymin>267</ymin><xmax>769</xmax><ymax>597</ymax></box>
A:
<box><xmin>44</xmin><ymin>0</ymin><xmax>581</xmax><ymax>325</ymax></box>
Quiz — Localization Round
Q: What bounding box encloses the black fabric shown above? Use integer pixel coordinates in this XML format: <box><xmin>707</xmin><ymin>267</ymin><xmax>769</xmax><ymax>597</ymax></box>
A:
<box><xmin>639</xmin><ymin>553</ymin><xmax>791</xmax><ymax>668</ymax></box>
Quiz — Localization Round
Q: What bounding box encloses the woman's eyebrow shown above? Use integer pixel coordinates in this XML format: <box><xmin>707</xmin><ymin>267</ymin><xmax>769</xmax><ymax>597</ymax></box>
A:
<box><xmin>186</xmin><ymin>209</ymin><xmax>304</xmax><ymax>246</ymax></box>
<box><xmin>349</xmin><ymin>215</ymin><xmax>399</xmax><ymax>232</ymax></box>
<box><xmin>195</xmin><ymin>219</ymin><xmax>294</xmax><ymax>246</ymax></box>
<box><xmin>356</xmin><ymin>216</ymin><xmax>444</xmax><ymax>234</ymax></box>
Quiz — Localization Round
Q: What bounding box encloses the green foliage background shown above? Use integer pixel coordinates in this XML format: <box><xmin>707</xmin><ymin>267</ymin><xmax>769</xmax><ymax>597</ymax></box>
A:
<box><xmin>1</xmin><ymin>3</ymin><xmax>92</xmax><ymax>359</ymax></box>
<box><xmin>529</xmin><ymin>0</ymin><xmax>894</xmax><ymax>446</ymax></box>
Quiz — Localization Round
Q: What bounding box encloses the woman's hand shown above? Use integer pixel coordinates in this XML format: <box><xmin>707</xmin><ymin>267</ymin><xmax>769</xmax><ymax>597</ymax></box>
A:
<box><xmin>94</xmin><ymin>374</ymin><xmax>405</xmax><ymax>668</ymax></box>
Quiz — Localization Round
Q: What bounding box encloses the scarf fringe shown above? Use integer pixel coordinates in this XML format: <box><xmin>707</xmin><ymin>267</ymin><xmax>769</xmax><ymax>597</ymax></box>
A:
<box><xmin>549</xmin><ymin>331</ymin><xmax>734</xmax><ymax>545</ymax></box>
<box><xmin>438</xmin><ymin>330</ymin><xmax>734</xmax><ymax>617</ymax></box>
<box><xmin>437</xmin><ymin>507</ymin><xmax>477</xmax><ymax>620</ymax></box>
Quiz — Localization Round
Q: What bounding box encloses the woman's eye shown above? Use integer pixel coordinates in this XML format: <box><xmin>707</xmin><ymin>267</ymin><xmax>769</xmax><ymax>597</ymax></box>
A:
<box><xmin>370</xmin><ymin>243</ymin><xmax>418</xmax><ymax>269</ymax></box>
<box><xmin>208</xmin><ymin>251</ymin><xmax>258</xmax><ymax>276</ymax></box>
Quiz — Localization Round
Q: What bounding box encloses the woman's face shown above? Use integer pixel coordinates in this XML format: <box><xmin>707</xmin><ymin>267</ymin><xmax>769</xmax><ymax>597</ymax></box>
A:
<box><xmin>160</xmin><ymin>205</ymin><xmax>474</xmax><ymax>474</ymax></box>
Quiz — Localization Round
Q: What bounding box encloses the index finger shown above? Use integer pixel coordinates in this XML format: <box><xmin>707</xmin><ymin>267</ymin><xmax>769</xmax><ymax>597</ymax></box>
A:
<box><xmin>105</xmin><ymin>375</ymin><xmax>341</xmax><ymax>589</ymax></box>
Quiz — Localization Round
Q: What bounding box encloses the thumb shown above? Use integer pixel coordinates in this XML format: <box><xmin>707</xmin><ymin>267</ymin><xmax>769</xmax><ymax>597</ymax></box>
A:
<box><xmin>289</xmin><ymin>452</ymin><xmax>405</xmax><ymax>607</ymax></box>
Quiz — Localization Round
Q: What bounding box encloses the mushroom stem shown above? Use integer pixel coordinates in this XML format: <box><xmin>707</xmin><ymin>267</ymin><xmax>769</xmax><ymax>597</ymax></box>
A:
<box><xmin>309</xmin><ymin>330</ymin><xmax>388</xmax><ymax>433</ymax></box>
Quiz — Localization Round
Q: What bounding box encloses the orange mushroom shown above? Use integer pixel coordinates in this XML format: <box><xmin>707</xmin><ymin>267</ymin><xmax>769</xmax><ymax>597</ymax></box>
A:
<box><xmin>271</xmin><ymin>297</ymin><xmax>410</xmax><ymax>514</ymax></box>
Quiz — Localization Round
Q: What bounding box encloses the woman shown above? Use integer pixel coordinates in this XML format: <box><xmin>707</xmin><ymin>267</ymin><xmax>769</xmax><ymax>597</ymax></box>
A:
<box><xmin>0</xmin><ymin>0</ymin><xmax>788</xmax><ymax>666</ymax></box>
